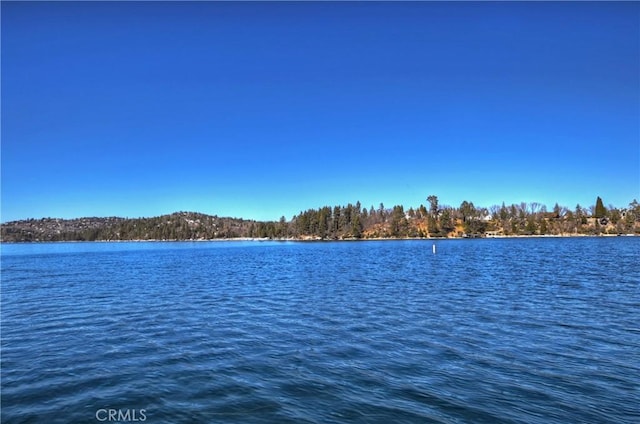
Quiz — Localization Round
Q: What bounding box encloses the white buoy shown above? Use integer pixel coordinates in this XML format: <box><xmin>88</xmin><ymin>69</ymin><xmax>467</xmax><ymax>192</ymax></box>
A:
<box><xmin>432</xmin><ymin>244</ymin><xmax>436</xmax><ymax>254</ymax></box>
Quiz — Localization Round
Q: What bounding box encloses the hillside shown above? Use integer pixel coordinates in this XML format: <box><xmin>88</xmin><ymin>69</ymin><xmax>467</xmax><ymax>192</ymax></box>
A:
<box><xmin>0</xmin><ymin>212</ymin><xmax>257</xmax><ymax>242</ymax></box>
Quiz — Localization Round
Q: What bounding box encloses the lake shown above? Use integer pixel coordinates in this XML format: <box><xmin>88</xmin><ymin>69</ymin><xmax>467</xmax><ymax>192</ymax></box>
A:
<box><xmin>1</xmin><ymin>238</ymin><xmax>639</xmax><ymax>423</ymax></box>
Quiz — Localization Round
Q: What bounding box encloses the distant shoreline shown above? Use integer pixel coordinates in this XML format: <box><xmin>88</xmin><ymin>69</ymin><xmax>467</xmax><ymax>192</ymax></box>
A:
<box><xmin>3</xmin><ymin>200</ymin><xmax>639</xmax><ymax>242</ymax></box>
<box><xmin>1</xmin><ymin>233</ymin><xmax>637</xmax><ymax>244</ymax></box>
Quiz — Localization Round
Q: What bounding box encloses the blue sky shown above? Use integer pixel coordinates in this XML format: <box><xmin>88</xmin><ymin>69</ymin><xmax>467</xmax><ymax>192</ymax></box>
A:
<box><xmin>2</xmin><ymin>1</ymin><xmax>638</xmax><ymax>222</ymax></box>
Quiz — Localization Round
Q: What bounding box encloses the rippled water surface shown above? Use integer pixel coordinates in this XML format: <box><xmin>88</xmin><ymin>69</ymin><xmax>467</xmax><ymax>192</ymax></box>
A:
<box><xmin>2</xmin><ymin>238</ymin><xmax>639</xmax><ymax>423</ymax></box>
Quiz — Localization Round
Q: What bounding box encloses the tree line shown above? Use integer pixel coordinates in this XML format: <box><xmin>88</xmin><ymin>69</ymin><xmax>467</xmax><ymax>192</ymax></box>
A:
<box><xmin>288</xmin><ymin>196</ymin><xmax>640</xmax><ymax>239</ymax></box>
<box><xmin>1</xmin><ymin>197</ymin><xmax>639</xmax><ymax>242</ymax></box>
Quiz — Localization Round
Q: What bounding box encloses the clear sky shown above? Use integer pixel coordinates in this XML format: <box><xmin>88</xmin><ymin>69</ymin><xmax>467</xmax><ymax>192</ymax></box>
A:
<box><xmin>2</xmin><ymin>1</ymin><xmax>639</xmax><ymax>222</ymax></box>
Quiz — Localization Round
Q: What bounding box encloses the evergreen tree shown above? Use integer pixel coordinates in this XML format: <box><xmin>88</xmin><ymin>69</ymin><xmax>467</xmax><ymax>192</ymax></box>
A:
<box><xmin>440</xmin><ymin>209</ymin><xmax>454</xmax><ymax>234</ymax></box>
<box><xmin>459</xmin><ymin>201</ymin><xmax>476</xmax><ymax>222</ymax></box>
<box><xmin>390</xmin><ymin>205</ymin><xmax>407</xmax><ymax>237</ymax></box>
<box><xmin>595</xmin><ymin>196</ymin><xmax>606</xmax><ymax>218</ymax></box>
<box><xmin>418</xmin><ymin>204</ymin><xmax>428</xmax><ymax>218</ymax></box>
<box><xmin>332</xmin><ymin>206</ymin><xmax>341</xmax><ymax>236</ymax></box>
<box><xmin>378</xmin><ymin>203</ymin><xmax>386</xmax><ymax>222</ymax></box>
<box><xmin>525</xmin><ymin>217</ymin><xmax>537</xmax><ymax>235</ymax></box>
<box><xmin>499</xmin><ymin>202</ymin><xmax>508</xmax><ymax>221</ymax></box>
<box><xmin>575</xmin><ymin>204</ymin><xmax>587</xmax><ymax>225</ymax></box>
<box><xmin>427</xmin><ymin>195</ymin><xmax>439</xmax><ymax>218</ymax></box>
<box><xmin>539</xmin><ymin>217</ymin><xmax>548</xmax><ymax>234</ymax></box>
<box><xmin>278</xmin><ymin>216</ymin><xmax>288</xmax><ymax>238</ymax></box>
<box><xmin>352</xmin><ymin>214</ymin><xmax>363</xmax><ymax>238</ymax></box>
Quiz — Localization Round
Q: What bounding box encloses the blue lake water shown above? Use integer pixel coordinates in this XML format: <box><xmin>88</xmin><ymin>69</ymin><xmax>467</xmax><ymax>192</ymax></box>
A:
<box><xmin>1</xmin><ymin>238</ymin><xmax>639</xmax><ymax>423</ymax></box>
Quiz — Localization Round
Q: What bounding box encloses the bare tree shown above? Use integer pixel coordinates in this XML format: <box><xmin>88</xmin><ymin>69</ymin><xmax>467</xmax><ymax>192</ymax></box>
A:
<box><xmin>489</xmin><ymin>204</ymin><xmax>501</xmax><ymax>220</ymax></box>
<box><xmin>529</xmin><ymin>202</ymin><xmax>542</xmax><ymax>215</ymax></box>
<box><xmin>518</xmin><ymin>202</ymin><xmax>528</xmax><ymax>220</ymax></box>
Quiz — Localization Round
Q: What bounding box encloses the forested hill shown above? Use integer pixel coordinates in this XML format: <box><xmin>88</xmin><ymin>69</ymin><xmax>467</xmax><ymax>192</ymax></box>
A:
<box><xmin>2</xmin><ymin>197</ymin><xmax>640</xmax><ymax>242</ymax></box>
<box><xmin>0</xmin><ymin>212</ymin><xmax>258</xmax><ymax>242</ymax></box>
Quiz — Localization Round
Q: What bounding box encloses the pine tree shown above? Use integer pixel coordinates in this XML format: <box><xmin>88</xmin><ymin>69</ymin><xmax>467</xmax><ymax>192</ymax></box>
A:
<box><xmin>427</xmin><ymin>195</ymin><xmax>439</xmax><ymax>218</ymax></box>
<box><xmin>595</xmin><ymin>196</ymin><xmax>606</xmax><ymax>218</ymax></box>
<box><xmin>440</xmin><ymin>209</ymin><xmax>454</xmax><ymax>234</ymax></box>
<box><xmin>352</xmin><ymin>214</ymin><xmax>363</xmax><ymax>238</ymax></box>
